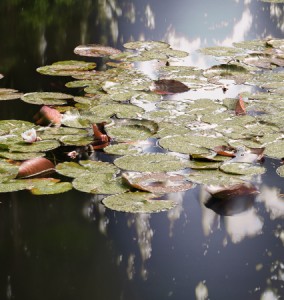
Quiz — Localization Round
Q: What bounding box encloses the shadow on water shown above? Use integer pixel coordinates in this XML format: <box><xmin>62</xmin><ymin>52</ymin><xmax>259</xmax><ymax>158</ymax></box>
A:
<box><xmin>0</xmin><ymin>0</ymin><xmax>284</xmax><ymax>299</ymax></box>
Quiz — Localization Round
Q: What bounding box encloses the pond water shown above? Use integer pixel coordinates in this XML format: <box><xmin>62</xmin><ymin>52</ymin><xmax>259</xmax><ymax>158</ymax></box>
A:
<box><xmin>0</xmin><ymin>1</ymin><xmax>284</xmax><ymax>299</ymax></box>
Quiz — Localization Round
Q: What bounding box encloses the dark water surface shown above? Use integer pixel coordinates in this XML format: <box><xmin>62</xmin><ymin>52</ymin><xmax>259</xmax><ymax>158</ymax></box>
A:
<box><xmin>0</xmin><ymin>1</ymin><xmax>284</xmax><ymax>299</ymax></box>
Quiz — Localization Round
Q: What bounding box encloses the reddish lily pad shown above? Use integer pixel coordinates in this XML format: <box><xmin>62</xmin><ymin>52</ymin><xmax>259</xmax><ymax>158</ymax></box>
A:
<box><xmin>74</xmin><ymin>44</ymin><xmax>121</xmax><ymax>57</ymax></box>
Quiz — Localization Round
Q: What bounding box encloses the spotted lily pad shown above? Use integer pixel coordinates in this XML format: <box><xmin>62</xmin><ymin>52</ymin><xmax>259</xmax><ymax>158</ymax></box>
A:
<box><xmin>122</xmin><ymin>172</ymin><xmax>195</xmax><ymax>193</ymax></box>
<box><xmin>37</xmin><ymin>60</ymin><xmax>96</xmax><ymax>76</ymax></box>
<box><xmin>102</xmin><ymin>192</ymin><xmax>177</xmax><ymax>213</ymax></box>
<box><xmin>21</xmin><ymin>92</ymin><xmax>73</xmax><ymax>105</ymax></box>
<box><xmin>56</xmin><ymin>160</ymin><xmax>118</xmax><ymax>178</ymax></box>
<box><xmin>123</xmin><ymin>41</ymin><xmax>170</xmax><ymax>50</ymax></box>
<box><xmin>114</xmin><ymin>153</ymin><xmax>187</xmax><ymax>172</ymax></box>
<box><xmin>105</xmin><ymin>119</ymin><xmax>158</xmax><ymax>142</ymax></box>
<box><xmin>220</xmin><ymin>162</ymin><xmax>266</xmax><ymax>176</ymax></box>
<box><xmin>27</xmin><ymin>178</ymin><xmax>73</xmax><ymax>195</ymax></box>
<box><xmin>72</xmin><ymin>173</ymin><xmax>128</xmax><ymax>194</ymax></box>
<box><xmin>0</xmin><ymin>160</ymin><xmax>19</xmax><ymax>182</ymax></box>
<box><xmin>8</xmin><ymin>140</ymin><xmax>60</xmax><ymax>153</ymax></box>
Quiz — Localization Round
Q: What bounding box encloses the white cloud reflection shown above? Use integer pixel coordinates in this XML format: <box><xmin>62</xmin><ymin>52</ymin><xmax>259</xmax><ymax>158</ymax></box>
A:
<box><xmin>225</xmin><ymin>208</ymin><xmax>263</xmax><ymax>243</ymax></box>
<box><xmin>145</xmin><ymin>4</ymin><xmax>155</xmax><ymax>29</ymax></box>
<box><xmin>258</xmin><ymin>186</ymin><xmax>284</xmax><ymax>220</ymax></box>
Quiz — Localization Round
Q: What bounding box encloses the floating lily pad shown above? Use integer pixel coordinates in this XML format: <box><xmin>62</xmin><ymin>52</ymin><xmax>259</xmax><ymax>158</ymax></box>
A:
<box><xmin>72</xmin><ymin>173</ymin><xmax>128</xmax><ymax>194</ymax></box>
<box><xmin>21</xmin><ymin>92</ymin><xmax>73</xmax><ymax>105</ymax></box>
<box><xmin>102</xmin><ymin>192</ymin><xmax>177</xmax><ymax>213</ymax></box>
<box><xmin>0</xmin><ymin>160</ymin><xmax>19</xmax><ymax>182</ymax></box>
<box><xmin>276</xmin><ymin>165</ymin><xmax>284</xmax><ymax>177</ymax></box>
<box><xmin>122</xmin><ymin>172</ymin><xmax>195</xmax><ymax>193</ymax></box>
<box><xmin>27</xmin><ymin>178</ymin><xmax>73</xmax><ymax>195</ymax></box>
<box><xmin>8</xmin><ymin>140</ymin><xmax>60</xmax><ymax>153</ymax></box>
<box><xmin>0</xmin><ymin>151</ymin><xmax>45</xmax><ymax>161</ymax></box>
<box><xmin>123</xmin><ymin>41</ymin><xmax>170</xmax><ymax>50</ymax></box>
<box><xmin>0</xmin><ymin>179</ymin><xmax>28</xmax><ymax>193</ymax></box>
<box><xmin>103</xmin><ymin>143</ymin><xmax>142</xmax><ymax>155</ymax></box>
<box><xmin>37</xmin><ymin>60</ymin><xmax>96</xmax><ymax>76</ymax></box>
<box><xmin>187</xmin><ymin>169</ymin><xmax>247</xmax><ymax>186</ymax></box>
<box><xmin>114</xmin><ymin>153</ymin><xmax>187</xmax><ymax>172</ymax></box>
<box><xmin>220</xmin><ymin>162</ymin><xmax>266</xmax><ymax>176</ymax></box>
<box><xmin>60</xmin><ymin>135</ymin><xmax>93</xmax><ymax>146</ymax></box>
<box><xmin>199</xmin><ymin>46</ymin><xmax>242</xmax><ymax>57</ymax></box>
<box><xmin>187</xmin><ymin>161</ymin><xmax>222</xmax><ymax>170</ymax></box>
<box><xmin>0</xmin><ymin>88</ymin><xmax>23</xmax><ymax>100</ymax></box>
<box><xmin>264</xmin><ymin>140</ymin><xmax>284</xmax><ymax>159</ymax></box>
<box><xmin>105</xmin><ymin>119</ymin><xmax>158</xmax><ymax>142</ymax></box>
<box><xmin>74</xmin><ymin>44</ymin><xmax>121</xmax><ymax>57</ymax></box>
<box><xmin>56</xmin><ymin>160</ymin><xmax>118</xmax><ymax>178</ymax></box>
<box><xmin>159</xmin><ymin>135</ymin><xmax>226</xmax><ymax>154</ymax></box>
<box><xmin>0</xmin><ymin>120</ymin><xmax>35</xmax><ymax>135</ymax></box>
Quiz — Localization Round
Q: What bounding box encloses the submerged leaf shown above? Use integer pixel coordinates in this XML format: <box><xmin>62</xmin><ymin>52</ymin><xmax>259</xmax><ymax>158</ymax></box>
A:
<box><xmin>102</xmin><ymin>192</ymin><xmax>177</xmax><ymax>213</ymax></box>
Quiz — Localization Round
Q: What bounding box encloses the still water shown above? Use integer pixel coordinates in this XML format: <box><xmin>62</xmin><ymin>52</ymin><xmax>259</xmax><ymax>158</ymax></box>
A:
<box><xmin>0</xmin><ymin>1</ymin><xmax>284</xmax><ymax>299</ymax></box>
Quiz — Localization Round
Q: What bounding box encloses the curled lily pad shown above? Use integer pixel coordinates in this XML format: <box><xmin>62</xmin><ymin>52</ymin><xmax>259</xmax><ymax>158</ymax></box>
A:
<box><xmin>34</xmin><ymin>106</ymin><xmax>62</xmax><ymax>125</ymax></box>
<box><xmin>74</xmin><ymin>44</ymin><xmax>121</xmax><ymax>57</ymax></box>
<box><xmin>0</xmin><ymin>160</ymin><xmax>19</xmax><ymax>182</ymax></box>
<box><xmin>72</xmin><ymin>173</ymin><xmax>128</xmax><ymax>194</ymax></box>
<box><xmin>56</xmin><ymin>160</ymin><xmax>118</xmax><ymax>178</ymax></box>
<box><xmin>220</xmin><ymin>162</ymin><xmax>266</xmax><ymax>176</ymax></box>
<box><xmin>102</xmin><ymin>192</ymin><xmax>177</xmax><ymax>213</ymax></box>
<box><xmin>36</xmin><ymin>60</ymin><xmax>96</xmax><ymax>76</ymax></box>
<box><xmin>17</xmin><ymin>157</ymin><xmax>55</xmax><ymax>179</ymax></box>
<box><xmin>0</xmin><ymin>88</ymin><xmax>23</xmax><ymax>100</ymax></box>
<box><xmin>8</xmin><ymin>140</ymin><xmax>60</xmax><ymax>153</ymax></box>
<box><xmin>21</xmin><ymin>92</ymin><xmax>73</xmax><ymax>105</ymax></box>
<box><xmin>122</xmin><ymin>172</ymin><xmax>195</xmax><ymax>193</ymax></box>
<box><xmin>114</xmin><ymin>153</ymin><xmax>187</xmax><ymax>172</ymax></box>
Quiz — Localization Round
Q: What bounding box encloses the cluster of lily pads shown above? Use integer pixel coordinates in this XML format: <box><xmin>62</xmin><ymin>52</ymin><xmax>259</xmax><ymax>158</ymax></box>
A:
<box><xmin>0</xmin><ymin>39</ymin><xmax>284</xmax><ymax>213</ymax></box>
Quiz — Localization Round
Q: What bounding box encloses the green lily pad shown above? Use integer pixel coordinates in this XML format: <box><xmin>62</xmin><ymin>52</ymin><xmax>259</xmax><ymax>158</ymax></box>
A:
<box><xmin>27</xmin><ymin>178</ymin><xmax>73</xmax><ymax>195</ymax></box>
<box><xmin>105</xmin><ymin>119</ymin><xmax>158</xmax><ymax>142</ymax></box>
<box><xmin>103</xmin><ymin>143</ymin><xmax>144</xmax><ymax>155</ymax></box>
<box><xmin>60</xmin><ymin>135</ymin><xmax>93</xmax><ymax>146</ymax></box>
<box><xmin>0</xmin><ymin>88</ymin><xmax>23</xmax><ymax>100</ymax></box>
<box><xmin>102</xmin><ymin>192</ymin><xmax>177</xmax><ymax>213</ymax></box>
<box><xmin>0</xmin><ymin>179</ymin><xmax>28</xmax><ymax>193</ymax></box>
<box><xmin>37</xmin><ymin>60</ymin><xmax>96</xmax><ymax>76</ymax></box>
<box><xmin>114</xmin><ymin>153</ymin><xmax>187</xmax><ymax>172</ymax></box>
<box><xmin>187</xmin><ymin>161</ymin><xmax>222</xmax><ymax>170</ymax></box>
<box><xmin>220</xmin><ymin>162</ymin><xmax>266</xmax><ymax>176</ymax></box>
<box><xmin>38</xmin><ymin>126</ymin><xmax>88</xmax><ymax>140</ymax></box>
<box><xmin>264</xmin><ymin>140</ymin><xmax>284</xmax><ymax>159</ymax></box>
<box><xmin>187</xmin><ymin>169</ymin><xmax>247</xmax><ymax>185</ymax></box>
<box><xmin>72</xmin><ymin>173</ymin><xmax>128</xmax><ymax>194</ymax></box>
<box><xmin>123</xmin><ymin>41</ymin><xmax>170</xmax><ymax>50</ymax></box>
<box><xmin>21</xmin><ymin>92</ymin><xmax>73</xmax><ymax>105</ymax></box>
<box><xmin>199</xmin><ymin>46</ymin><xmax>242</xmax><ymax>57</ymax></box>
<box><xmin>159</xmin><ymin>134</ymin><xmax>226</xmax><ymax>154</ymax></box>
<box><xmin>8</xmin><ymin>140</ymin><xmax>60</xmax><ymax>153</ymax></box>
<box><xmin>0</xmin><ymin>160</ymin><xmax>19</xmax><ymax>182</ymax></box>
<box><xmin>0</xmin><ymin>151</ymin><xmax>45</xmax><ymax>161</ymax></box>
<box><xmin>56</xmin><ymin>160</ymin><xmax>118</xmax><ymax>178</ymax></box>
<box><xmin>0</xmin><ymin>120</ymin><xmax>35</xmax><ymax>135</ymax></box>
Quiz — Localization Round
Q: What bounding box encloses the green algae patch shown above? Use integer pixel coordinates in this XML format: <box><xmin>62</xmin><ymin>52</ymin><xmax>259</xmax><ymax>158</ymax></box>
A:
<box><xmin>102</xmin><ymin>192</ymin><xmax>177</xmax><ymax>213</ymax></box>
